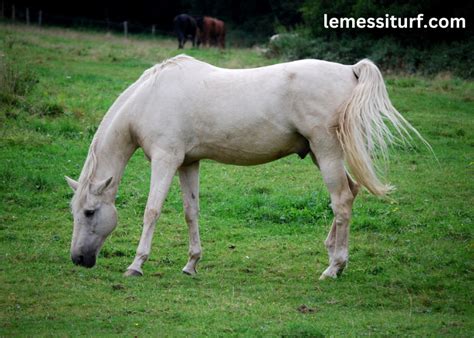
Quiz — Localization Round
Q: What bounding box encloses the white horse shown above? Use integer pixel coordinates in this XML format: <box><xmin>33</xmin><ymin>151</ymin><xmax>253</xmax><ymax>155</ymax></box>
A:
<box><xmin>65</xmin><ymin>55</ymin><xmax>425</xmax><ymax>280</ymax></box>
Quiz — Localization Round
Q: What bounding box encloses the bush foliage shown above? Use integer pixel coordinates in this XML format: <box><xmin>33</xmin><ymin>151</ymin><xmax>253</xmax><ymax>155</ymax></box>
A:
<box><xmin>268</xmin><ymin>33</ymin><xmax>474</xmax><ymax>78</ymax></box>
<box><xmin>269</xmin><ymin>0</ymin><xmax>473</xmax><ymax>78</ymax></box>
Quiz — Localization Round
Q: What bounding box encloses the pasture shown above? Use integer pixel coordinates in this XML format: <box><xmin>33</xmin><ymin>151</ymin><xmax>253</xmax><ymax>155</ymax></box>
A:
<box><xmin>1</xmin><ymin>24</ymin><xmax>473</xmax><ymax>336</ymax></box>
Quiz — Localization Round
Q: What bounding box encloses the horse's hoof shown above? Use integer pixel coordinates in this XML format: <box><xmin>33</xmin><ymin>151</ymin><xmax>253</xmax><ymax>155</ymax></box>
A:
<box><xmin>182</xmin><ymin>266</ymin><xmax>197</xmax><ymax>276</ymax></box>
<box><xmin>124</xmin><ymin>269</ymin><xmax>143</xmax><ymax>277</ymax></box>
<box><xmin>319</xmin><ymin>267</ymin><xmax>338</xmax><ymax>280</ymax></box>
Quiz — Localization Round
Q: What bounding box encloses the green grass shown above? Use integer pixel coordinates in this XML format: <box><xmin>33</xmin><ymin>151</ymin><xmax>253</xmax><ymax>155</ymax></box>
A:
<box><xmin>1</xmin><ymin>23</ymin><xmax>473</xmax><ymax>336</ymax></box>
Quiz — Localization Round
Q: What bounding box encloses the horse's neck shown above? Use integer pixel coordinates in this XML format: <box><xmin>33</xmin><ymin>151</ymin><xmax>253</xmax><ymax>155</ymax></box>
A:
<box><xmin>81</xmin><ymin>117</ymin><xmax>136</xmax><ymax>195</ymax></box>
<box><xmin>77</xmin><ymin>68</ymin><xmax>156</xmax><ymax>198</ymax></box>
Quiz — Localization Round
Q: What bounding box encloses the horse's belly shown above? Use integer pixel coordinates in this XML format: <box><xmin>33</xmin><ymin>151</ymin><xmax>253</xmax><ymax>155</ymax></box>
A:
<box><xmin>185</xmin><ymin>132</ymin><xmax>310</xmax><ymax>165</ymax></box>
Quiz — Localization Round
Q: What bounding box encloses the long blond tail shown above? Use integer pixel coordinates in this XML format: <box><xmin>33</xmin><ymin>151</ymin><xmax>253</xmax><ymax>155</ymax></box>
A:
<box><xmin>337</xmin><ymin>59</ymin><xmax>429</xmax><ymax>196</ymax></box>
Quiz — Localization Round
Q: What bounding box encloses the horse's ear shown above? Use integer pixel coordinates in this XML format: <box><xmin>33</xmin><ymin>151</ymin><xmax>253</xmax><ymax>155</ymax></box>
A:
<box><xmin>65</xmin><ymin>176</ymin><xmax>79</xmax><ymax>191</ymax></box>
<box><xmin>91</xmin><ymin>176</ymin><xmax>113</xmax><ymax>195</ymax></box>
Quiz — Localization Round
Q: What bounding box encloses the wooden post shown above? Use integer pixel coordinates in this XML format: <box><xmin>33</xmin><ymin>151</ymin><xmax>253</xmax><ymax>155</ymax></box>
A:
<box><xmin>152</xmin><ymin>25</ymin><xmax>156</xmax><ymax>36</ymax></box>
<box><xmin>123</xmin><ymin>21</ymin><xmax>128</xmax><ymax>38</ymax></box>
<box><xmin>38</xmin><ymin>10</ymin><xmax>42</xmax><ymax>26</ymax></box>
<box><xmin>26</xmin><ymin>7</ymin><xmax>29</xmax><ymax>25</ymax></box>
<box><xmin>11</xmin><ymin>5</ymin><xmax>15</xmax><ymax>21</ymax></box>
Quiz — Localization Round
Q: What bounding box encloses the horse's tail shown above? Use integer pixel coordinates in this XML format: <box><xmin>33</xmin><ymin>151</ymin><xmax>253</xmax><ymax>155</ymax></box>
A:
<box><xmin>337</xmin><ymin>59</ymin><xmax>429</xmax><ymax>196</ymax></box>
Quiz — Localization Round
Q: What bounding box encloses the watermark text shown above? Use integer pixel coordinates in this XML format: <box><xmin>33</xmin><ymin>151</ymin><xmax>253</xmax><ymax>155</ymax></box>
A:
<box><xmin>324</xmin><ymin>14</ymin><xmax>466</xmax><ymax>29</ymax></box>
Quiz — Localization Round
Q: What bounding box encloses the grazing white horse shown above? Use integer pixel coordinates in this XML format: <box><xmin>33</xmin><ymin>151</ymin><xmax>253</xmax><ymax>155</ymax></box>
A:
<box><xmin>65</xmin><ymin>55</ymin><xmax>425</xmax><ymax>279</ymax></box>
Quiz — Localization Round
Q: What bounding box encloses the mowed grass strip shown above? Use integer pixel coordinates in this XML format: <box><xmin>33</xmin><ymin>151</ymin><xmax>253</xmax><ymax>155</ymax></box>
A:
<box><xmin>0</xmin><ymin>24</ymin><xmax>473</xmax><ymax>336</ymax></box>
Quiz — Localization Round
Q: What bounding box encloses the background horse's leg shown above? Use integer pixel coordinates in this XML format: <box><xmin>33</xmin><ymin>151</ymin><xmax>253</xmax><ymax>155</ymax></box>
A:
<box><xmin>125</xmin><ymin>155</ymin><xmax>181</xmax><ymax>276</ymax></box>
<box><xmin>178</xmin><ymin>161</ymin><xmax>202</xmax><ymax>275</ymax></box>
<box><xmin>178</xmin><ymin>32</ymin><xmax>184</xmax><ymax>49</ymax></box>
<box><xmin>310</xmin><ymin>132</ymin><xmax>357</xmax><ymax>279</ymax></box>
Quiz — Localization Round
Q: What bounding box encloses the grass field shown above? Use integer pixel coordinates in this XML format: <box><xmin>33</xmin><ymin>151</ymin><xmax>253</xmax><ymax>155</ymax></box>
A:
<box><xmin>1</xmin><ymin>24</ymin><xmax>473</xmax><ymax>336</ymax></box>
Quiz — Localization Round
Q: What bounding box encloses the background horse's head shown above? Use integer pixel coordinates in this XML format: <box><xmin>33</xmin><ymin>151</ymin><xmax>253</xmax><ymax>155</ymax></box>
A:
<box><xmin>65</xmin><ymin>176</ymin><xmax>117</xmax><ymax>268</ymax></box>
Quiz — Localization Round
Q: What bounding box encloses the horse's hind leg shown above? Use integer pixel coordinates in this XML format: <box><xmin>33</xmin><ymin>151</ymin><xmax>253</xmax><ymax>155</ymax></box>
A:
<box><xmin>309</xmin><ymin>132</ymin><xmax>357</xmax><ymax>279</ymax></box>
<box><xmin>321</xmin><ymin>172</ymin><xmax>359</xmax><ymax>272</ymax></box>
<box><xmin>125</xmin><ymin>154</ymin><xmax>181</xmax><ymax>276</ymax></box>
<box><xmin>178</xmin><ymin>162</ymin><xmax>202</xmax><ymax>275</ymax></box>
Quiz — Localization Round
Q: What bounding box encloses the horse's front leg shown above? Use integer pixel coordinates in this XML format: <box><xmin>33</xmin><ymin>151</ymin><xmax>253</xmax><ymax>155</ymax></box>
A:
<box><xmin>178</xmin><ymin>161</ymin><xmax>202</xmax><ymax>275</ymax></box>
<box><xmin>124</xmin><ymin>154</ymin><xmax>181</xmax><ymax>276</ymax></box>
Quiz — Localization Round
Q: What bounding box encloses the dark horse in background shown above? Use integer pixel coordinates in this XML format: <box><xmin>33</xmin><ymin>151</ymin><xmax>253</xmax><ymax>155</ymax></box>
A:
<box><xmin>196</xmin><ymin>16</ymin><xmax>225</xmax><ymax>48</ymax></box>
<box><xmin>173</xmin><ymin>14</ymin><xmax>199</xmax><ymax>49</ymax></box>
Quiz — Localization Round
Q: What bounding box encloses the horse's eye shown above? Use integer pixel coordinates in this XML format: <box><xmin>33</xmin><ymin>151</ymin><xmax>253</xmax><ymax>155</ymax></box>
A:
<box><xmin>84</xmin><ymin>209</ymin><xmax>95</xmax><ymax>217</ymax></box>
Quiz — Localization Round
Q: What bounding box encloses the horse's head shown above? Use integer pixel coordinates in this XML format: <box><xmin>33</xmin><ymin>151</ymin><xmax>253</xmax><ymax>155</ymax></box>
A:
<box><xmin>65</xmin><ymin>176</ymin><xmax>117</xmax><ymax>268</ymax></box>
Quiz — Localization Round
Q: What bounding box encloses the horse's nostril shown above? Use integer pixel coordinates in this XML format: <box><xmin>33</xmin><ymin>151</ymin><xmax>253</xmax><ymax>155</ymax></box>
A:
<box><xmin>72</xmin><ymin>253</ymin><xmax>96</xmax><ymax>268</ymax></box>
<box><xmin>71</xmin><ymin>254</ymin><xmax>84</xmax><ymax>266</ymax></box>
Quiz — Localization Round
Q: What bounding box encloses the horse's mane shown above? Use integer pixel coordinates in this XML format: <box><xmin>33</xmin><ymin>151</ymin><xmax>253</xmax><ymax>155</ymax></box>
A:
<box><xmin>143</xmin><ymin>54</ymin><xmax>196</xmax><ymax>78</ymax></box>
<box><xmin>72</xmin><ymin>138</ymin><xmax>98</xmax><ymax>207</ymax></box>
<box><xmin>161</xmin><ymin>54</ymin><xmax>196</xmax><ymax>68</ymax></box>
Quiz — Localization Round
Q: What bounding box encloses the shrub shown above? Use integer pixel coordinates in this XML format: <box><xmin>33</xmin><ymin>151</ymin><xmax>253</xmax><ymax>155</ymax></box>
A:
<box><xmin>37</xmin><ymin>102</ymin><xmax>64</xmax><ymax>117</ymax></box>
<box><xmin>0</xmin><ymin>58</ymin><xmax>38</xmax><ymax>107</ymax></box>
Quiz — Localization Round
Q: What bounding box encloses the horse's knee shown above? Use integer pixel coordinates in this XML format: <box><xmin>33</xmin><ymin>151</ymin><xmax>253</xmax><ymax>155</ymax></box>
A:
<box><xmin>144</xmin><ymin>207</ymin><xmax>159</xmax><ymax>225</ymax></box>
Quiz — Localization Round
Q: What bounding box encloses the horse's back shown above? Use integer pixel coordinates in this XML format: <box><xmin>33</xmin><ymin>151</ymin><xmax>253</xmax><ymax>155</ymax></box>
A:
<box><xmin>156</xmin><ymin>56</ymin><xmax>356</xmax><ymax>129</ymax></box>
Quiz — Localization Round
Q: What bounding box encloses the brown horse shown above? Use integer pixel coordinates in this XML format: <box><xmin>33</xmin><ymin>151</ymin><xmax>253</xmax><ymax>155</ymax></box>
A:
<box><xmin>199</xmin><ymin>16</ymin><xmax>225</xmax><ymax>48</ymax></box>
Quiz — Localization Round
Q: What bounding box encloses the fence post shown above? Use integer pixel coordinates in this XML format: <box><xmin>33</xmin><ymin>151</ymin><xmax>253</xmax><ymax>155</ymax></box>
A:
<box><xmin>38</xmin><ymin>10</ymin><xmax>42</xmax><ymax>26</ymax></box>
<box><xmin>123</xmin><ymin>21</ymin><xmax>128</xmax><ymax>38</ymax></box>
<box><xmin>11</xmin><ymin>4</ymin><xmax>15</xmax><ymax>21</ymax></box>
<box><xmin>152</xmin><ymin>25</ymin><xmax>156</xmax><ymax>36</ymax></box>
<box><xmin>26</xmin><ymin>7</ymin><xmax>29</xmax><ymax>25</ymax></box>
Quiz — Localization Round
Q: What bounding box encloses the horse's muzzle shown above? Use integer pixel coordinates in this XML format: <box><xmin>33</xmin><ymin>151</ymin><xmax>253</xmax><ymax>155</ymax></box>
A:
<box><xmin>71</xmin><ymin>253</ymin><xmax>96</xmax><ymax>268</ymax></box>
